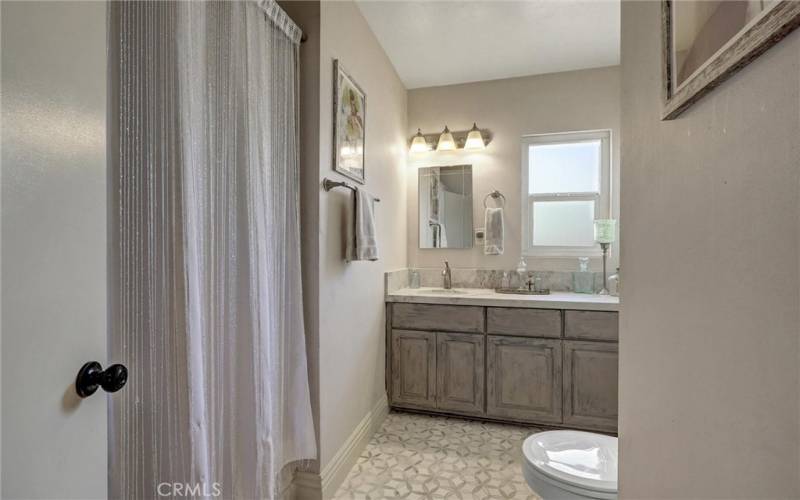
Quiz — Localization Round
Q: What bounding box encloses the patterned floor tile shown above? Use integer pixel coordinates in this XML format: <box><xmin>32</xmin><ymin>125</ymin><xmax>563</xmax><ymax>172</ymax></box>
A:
<box><xmin>333</xmin><ymin>412</ymin><xmax>542</xmax><ymax>500</ymax></box>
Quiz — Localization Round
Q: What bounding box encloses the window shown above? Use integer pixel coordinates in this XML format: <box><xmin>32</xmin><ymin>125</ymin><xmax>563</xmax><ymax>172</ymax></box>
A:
<box><xmin>521</xmin><ymin>130</ymin><xmax>611</xmax><ymax>257</ymax></box>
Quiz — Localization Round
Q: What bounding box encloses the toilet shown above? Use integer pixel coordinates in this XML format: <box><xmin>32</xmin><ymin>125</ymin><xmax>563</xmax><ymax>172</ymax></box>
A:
<box><xmin>522</xmin><ymin>430</ymin><xmax>618</xmax><ymax>500</ymax></box>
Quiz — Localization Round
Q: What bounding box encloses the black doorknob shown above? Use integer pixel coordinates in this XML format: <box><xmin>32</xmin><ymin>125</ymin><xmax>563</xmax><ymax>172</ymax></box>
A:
<box><xmin>75</xmin><ymin>361</ymin><xmax>128</xmax><ymax>398</ymax></box>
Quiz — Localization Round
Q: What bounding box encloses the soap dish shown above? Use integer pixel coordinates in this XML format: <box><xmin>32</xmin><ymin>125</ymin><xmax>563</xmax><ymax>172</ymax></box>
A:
<box><xmin>494</xmin><ymin>288</ymin><xmax>551</xmax><ymax>295</ymax></box>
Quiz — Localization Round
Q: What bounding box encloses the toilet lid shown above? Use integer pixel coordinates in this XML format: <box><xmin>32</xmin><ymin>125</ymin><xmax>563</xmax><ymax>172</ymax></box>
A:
<box><xmin>523</xmin><ymin>430</ymin><xmax>618</xmax><ymax>493</ymax></box>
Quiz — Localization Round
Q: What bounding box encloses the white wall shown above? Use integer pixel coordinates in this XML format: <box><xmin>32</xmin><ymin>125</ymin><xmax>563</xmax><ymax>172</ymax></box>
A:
<box><xmin>317</xmin><ymin>1</ymin><xmax>407</xmax><ymax>470</ymax></box>
<box><xmin>619</xmin><ymin>2</ymin><xmax>800</xmax><ymax>497</ymax></box>
<box><xmin>407</xmin><ymin>67</ymin><xmax>620</xmax><ymax>272</ymax></box>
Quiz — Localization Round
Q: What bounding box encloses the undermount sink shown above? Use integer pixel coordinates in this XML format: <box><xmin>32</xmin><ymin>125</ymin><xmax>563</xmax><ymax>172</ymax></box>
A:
<box><xmin>416</xmin><ymin>288</ymin><xmax>471</xmax><ymax>295</ymax></box>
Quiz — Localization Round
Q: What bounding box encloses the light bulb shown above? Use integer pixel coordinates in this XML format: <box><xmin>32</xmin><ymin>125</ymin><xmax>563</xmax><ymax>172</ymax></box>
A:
<box><xmin>463</xmin><ymin>123</ymin><xmax>485</xmax><ymax>150</ymax></box>
<box><xmin>436</xmin><ymin>126</ymin><xmax>456</xmax><ymax>151</ymax></box>
<box><xmin>409</xmin><ymin>129</ymin><xmax>429</xmax><ymax>153</ymax></box>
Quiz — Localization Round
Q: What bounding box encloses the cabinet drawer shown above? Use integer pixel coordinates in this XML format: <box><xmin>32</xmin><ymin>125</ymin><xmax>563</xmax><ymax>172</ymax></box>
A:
<box><xmin>487</xmin><ymin>307</ymin><xmax>561</xmax><ymax>338</ymax></box>
<box><xmin>564</xmin><ymin>311</ymin><xmax>618</xmax><ymax>341</ymax></box>
<box><xmin>392</xmin><ymin>303</ymin><xmax>484</xmax><ymax>333</ymax></box>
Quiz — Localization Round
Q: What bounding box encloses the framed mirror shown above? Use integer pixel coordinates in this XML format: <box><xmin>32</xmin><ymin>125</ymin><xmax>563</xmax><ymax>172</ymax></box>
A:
<box><xmin>418</xmin><ymin>165</ymin><xmax>473</xmax><ymax>249</ymax></box>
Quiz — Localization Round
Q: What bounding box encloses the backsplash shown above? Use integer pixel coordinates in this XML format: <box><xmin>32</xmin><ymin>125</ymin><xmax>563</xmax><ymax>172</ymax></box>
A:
<box><xmin>386</xmin><ymin>268</ymin><xmax>606</xmax><ymax>294</ymax></box>
<box><xmin>385</xmin><ymin>268</ymin><xmax>410</xmax><ymax>294</ymax></box>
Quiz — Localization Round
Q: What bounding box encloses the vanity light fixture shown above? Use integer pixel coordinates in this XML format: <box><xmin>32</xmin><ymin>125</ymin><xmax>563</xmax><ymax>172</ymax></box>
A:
<box><xmin>436</xmin><ymin>126</ymin><xmax>457</xmax><ymax>151</ymax></box>
<box><xmin>463</xmin><ymin>122</ymin><xmax>486</xmax><ymax>150</ymax></box>
<box><xmin>409</xmin><ymin>129</ymin><xmax>429</xmax><ymax>153</ymax></box>
<box><xmin>408</xmin><ymin>125</ymin><xmax>492</xmax><ymax>153</ymax></box>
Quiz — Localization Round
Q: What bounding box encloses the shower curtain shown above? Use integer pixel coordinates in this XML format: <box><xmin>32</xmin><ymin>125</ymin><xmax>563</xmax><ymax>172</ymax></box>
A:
<box><xmin>109</xmin><ymin>1</ymin><xmax>315</xmax><ymax>498</ymax></box>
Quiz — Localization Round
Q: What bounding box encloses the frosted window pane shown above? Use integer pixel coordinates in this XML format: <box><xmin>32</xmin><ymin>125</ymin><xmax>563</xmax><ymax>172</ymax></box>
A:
<box><xmin>532</xmin><ymin>200</ymin><xmax>596</xmax><ymax>247</ymax></box>
<box><xmin>529</xmin><ymin>141</ymin><xmax>601</xmax><ymax>194</ymax></box>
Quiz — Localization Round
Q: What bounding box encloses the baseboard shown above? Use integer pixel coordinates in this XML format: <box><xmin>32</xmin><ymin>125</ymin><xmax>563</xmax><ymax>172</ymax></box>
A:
<box><xmin>321</xmin><ymin>393</ymin><xmax>388</xmax><ymax>498</ymax></box>
<box><xmin>287</xmin><ymin>394</ymin><xmax>388</xmax><ymax>499</ymax></box>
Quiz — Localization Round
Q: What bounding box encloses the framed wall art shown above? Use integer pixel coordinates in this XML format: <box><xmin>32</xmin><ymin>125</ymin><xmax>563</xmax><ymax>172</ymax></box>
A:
<box><xmin>662</xmin><ymin>0</ymin><xmax>800</xmax><ymax>120</ymax></box>
<box><xmin>332</xmin><ymin>59</ymin><xmax>367</xmax><ymax>183</ymax></box>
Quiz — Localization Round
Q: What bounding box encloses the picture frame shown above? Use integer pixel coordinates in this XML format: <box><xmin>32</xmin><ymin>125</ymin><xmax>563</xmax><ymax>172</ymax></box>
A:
<box><xmin>662</xmin><ymin>0</ymin><xmax>800</xmax><ymax>120</ymax></box>
<box><xmin>332</xmin><ymin>59</ymin><xmax>367</xmax><ymax>184</ymax></box>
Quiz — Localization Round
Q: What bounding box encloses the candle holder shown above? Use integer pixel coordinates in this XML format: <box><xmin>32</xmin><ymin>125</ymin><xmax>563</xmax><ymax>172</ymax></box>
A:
<box><xmin>593</xmin><ymin>219</ymin><xmax>616</xmax><ymax>296</ymax></box>
<box><xmin>599</xmin><ymin>242</ymin><xmax>611</xmax><ymax>295</ymax></box>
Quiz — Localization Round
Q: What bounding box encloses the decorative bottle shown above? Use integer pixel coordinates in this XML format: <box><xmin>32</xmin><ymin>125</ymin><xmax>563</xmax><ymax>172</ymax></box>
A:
<box><xmin>573</xmin><ymin>257</ymin><xmax>594</xmax><ymax>294</ymax></box>
<box><xmin>515</xmin><ymin>257</ymin><xmax>527</xmax><ymax>290</ymax></box>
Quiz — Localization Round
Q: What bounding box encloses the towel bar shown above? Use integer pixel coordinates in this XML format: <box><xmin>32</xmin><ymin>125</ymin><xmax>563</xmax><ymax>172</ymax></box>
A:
<box><xmin>323</xmin><ymin>178</ymin><xmax>381</xmax><ymax>202</ymax></box>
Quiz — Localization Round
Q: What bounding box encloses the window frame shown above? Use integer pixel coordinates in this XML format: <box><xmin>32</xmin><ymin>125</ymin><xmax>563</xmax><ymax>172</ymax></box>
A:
<box><xmin>521</xmin><ymin>129</ymin><xmax>612</xmax><ymax>258</ymax></box>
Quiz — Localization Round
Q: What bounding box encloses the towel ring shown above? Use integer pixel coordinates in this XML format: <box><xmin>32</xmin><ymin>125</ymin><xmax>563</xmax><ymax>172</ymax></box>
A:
<box><xmin>483</xmin><ymin>190</ymin><xmax>506</xmax><ymax>209</ymax></box>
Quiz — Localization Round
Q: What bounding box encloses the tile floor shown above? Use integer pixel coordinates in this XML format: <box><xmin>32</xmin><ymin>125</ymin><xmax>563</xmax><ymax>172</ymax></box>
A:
<box><xmin>333</xmin><ymin>411</ymin><xmax>543</xmax><ymax>499</ymax></box>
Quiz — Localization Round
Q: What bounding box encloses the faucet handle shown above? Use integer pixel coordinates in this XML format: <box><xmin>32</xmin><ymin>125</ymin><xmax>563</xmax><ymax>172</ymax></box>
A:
<box><xmin>526</xmin><ymin>272</ymin><xmax>541</xmax><ymax>292</ymax></box>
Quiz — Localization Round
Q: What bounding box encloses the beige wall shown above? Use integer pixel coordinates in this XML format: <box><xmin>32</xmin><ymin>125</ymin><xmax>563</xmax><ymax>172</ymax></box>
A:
<box><xmin>407</xmin><ymin>67</ymin><xmax>620</xmax><ymax>272</ymax></box>
<box><xmin>289</xmin><ymin>0</ymin><xmax>407</xmax><ymax>472</ymax></box>
<box><xmin>620</xmin><ymin>2</ymin><xmax>800</xmax><ymax>498</ymax></box>
<box><xmin>282</xmin><ymin>0</ymin><xmax>406</xmax><ymax>479</ymax></box>
<box><xmin>279</xmin><ymin>0</ymin><xmax>323</xmax><ymax>474</ymax></box>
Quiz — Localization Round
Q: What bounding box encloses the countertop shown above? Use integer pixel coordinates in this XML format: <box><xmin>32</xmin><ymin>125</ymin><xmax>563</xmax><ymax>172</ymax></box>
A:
<box><xmin>386</xmin><ymin>287</ymin><xmax>620</xmax><ymax>312</ymax></box>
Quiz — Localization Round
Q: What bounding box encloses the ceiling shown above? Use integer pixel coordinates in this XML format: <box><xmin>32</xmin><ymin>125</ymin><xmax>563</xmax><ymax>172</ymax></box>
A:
<box><xmin>355</xmin><ymin>0</ymin><xmax>621</xmax><ymax>89</ymax></box>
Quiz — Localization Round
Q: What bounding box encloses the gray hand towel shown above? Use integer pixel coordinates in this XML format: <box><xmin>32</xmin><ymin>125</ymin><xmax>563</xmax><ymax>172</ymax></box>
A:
<box><xmin>484</xmin><ymin>207</ymin><xmax>504</xmax><ymax>255</ymax></box>
<box><xmin>346</xmin><ymin>187</ymin><xmax>379</xmax><ymax>261</ymax></box>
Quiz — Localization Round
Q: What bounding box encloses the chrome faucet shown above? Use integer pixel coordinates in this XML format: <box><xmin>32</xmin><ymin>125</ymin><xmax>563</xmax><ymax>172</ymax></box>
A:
<box><xmin>442</xmin><ymin>261</ymin><xmax>452</xmax><ymax>289</ymax></box>
<box><xmin>428</xmin><ymin>221</ymin><xmax>442</xmax><ymax>248</ymax></box>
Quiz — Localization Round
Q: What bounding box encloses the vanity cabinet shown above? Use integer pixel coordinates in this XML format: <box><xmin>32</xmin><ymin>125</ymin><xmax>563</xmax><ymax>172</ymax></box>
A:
<box><xmin>436</xmin><ymin>332</ymin><xmax>485</xmax><ymax>415</ymax></box>
<box><xmin>390</xmin><ymin>329</ymin><xmax>484</xmax><ymax>414</ymax></box>
<box><xmin>390</xmin><ymin>329</ymin><xmax>436</xmax><ymax>409</ymax></box>
<box><xmin>486</xmin><ymin>336</ymin><xmax>562</xmax><ymax>423</ymax></box>
<box><xmin>387</xmin><ymin>302</ymin><xmax>619</xmax><ymax>433</ymax></box>
<box><xmin>563</xmin><ymin>341</ymin><xmax>619</xmax><ymax>432</ymax></box>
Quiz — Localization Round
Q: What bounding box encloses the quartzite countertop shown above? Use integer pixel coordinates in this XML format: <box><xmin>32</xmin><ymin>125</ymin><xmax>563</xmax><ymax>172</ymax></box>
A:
<box><xmin>386</xmin><ymin>287</ymin><xmax>619</xmax><ymax>312</ymax></box>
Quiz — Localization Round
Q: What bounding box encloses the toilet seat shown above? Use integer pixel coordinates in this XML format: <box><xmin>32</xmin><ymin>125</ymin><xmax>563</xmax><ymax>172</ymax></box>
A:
<box><xmin>522</xmin><ymin>430</ymin><xmax>618</xmax><ymax>499</ymax></box>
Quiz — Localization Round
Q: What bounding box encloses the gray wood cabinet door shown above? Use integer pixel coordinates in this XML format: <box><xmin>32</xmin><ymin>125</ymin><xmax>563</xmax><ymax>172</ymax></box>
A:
<box><xmin>563</xmin><ymin>340</ymin><xmax>618</xmax><ymax>432</ymax></box>
<box><xmin>486</xmin><ymin>336</ymin><xmax>562</xmax><ymax>424</ymax></box>
<box><xmin>391</xmin><ymin>329</ymin><xmax>436</xmax><ymax>409</ymax></box>
<box><xmin>436</xmin><ymin>332</ymin><xmax>485</xmax><ymax>415</ymax></box>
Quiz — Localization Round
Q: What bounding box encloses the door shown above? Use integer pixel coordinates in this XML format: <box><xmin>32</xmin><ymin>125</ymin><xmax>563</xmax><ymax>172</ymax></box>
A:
<box><xmin>486</xmin><ymin>336</ymin><xmax>563</xmax><ymax>424</ymax></box>
<box><xmin>391</xmin><ymin>330</ymin><xmax>437</xmax><ymax>409</ymax></box>
<box><xmin>563</xmin><ymin>341</ymin><xmax>619</xmax><ymax>432</ymax></box>
<box><xmin>436</xmin><ymin>332</ymin><xmax>485</xmax><ymax>415</ymax></box>
<box><xmin>2</xmin><ymin>2</ymin><xmax>110</xmax><ymax>498</ymax></box>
